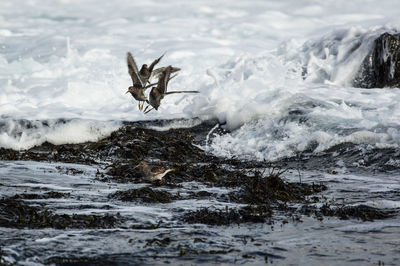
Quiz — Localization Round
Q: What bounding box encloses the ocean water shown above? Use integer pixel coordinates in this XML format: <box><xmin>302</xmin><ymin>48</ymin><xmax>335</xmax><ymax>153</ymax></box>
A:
<box><xmin>1</xmin><ymin>0</ymin><xmax>400</xmax><ymax>264</ymax></box>
<box><xmin>1</xmin><ymin>0</ymin><xmax>400</xmax><ymax>152</ymax></box>
<box><xmin>1</xmin><ymin>160</ymin><xmax>400</xmax><ymax>265</ymax></box>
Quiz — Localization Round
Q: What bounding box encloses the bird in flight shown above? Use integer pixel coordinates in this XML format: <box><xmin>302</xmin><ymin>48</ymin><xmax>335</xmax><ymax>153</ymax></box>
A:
<box><xmin>126</xmin><ymin>52</ymin><xmax>181</xmax><ymax>111</ymax></box>
<box><xmin>144</xmin><ymin>66</ymin><xmax>199</xmax><ymax>114</ymax></box>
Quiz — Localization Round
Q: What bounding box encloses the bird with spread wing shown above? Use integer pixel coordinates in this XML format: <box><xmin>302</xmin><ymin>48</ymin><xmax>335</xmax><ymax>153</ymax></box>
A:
<box><xmin>144</xmin><ymin>65</ymin><xmax>199</xmax><ymax>114</ymax></box>
<box><xmin>126</xmin><ymin>52</ymin><xmax>179</xmax><ymax>110</ymax></box>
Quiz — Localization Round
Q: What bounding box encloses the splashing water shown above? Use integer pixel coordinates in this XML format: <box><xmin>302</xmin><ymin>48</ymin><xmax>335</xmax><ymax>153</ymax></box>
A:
<box><xmin>1</xmin><ymin>0</ymin><xmax>400</xmax><ymax>155</ymax></box>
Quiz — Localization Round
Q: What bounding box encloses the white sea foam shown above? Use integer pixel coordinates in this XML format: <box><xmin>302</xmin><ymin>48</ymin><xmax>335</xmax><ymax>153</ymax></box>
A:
<box><xmin>1</xmin><ymin>0</ymin><xmax>400</xmax><ymax>154</ymax></box>
<box><xmin>0</xmin><ymin>118</ymin><xmax>121</xmax><ymax>150</ymax></box>
<box><xmin>146</xmin><ymin>118</ymin><xmax>202</xmax><ymax>131</ymax></box>
<box><xmin>199</xmin><ymin>50</ymin><xmax>400</xmax><ymax>160</ymax></box>
<box><xmin>285</xmin><ymin>26</ymin><xmax>400</xmax><ymax>87</ymax></box>
<box><xmin>364</xmin><ymin>200</ymin><xmax>400</xmax><ymax>209</ymax></box>
<box><xmin>338</xmin><ymin>221</ymin><xmax>400</xmax><ymax>233</ymax></box>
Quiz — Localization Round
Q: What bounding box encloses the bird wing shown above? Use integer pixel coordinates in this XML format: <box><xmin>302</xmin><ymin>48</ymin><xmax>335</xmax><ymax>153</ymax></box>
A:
<box><xmin>149</xmin><ymin>165</ymin><xmax>164</xmax><ymax>173</ymax></box>
<box><xmin>148</xmin><ymin>53</ymin><xmax>165</xmax><ymax>73</ymax></box>
<box><xmin>156</xmin><ymin>66</ymin><xmax>172</xmax><ymax>94</ymax></box>
<box><xmin>127</xmin><ymin>52</ymin><xmax>144</xmax><ymax>87</ymax></box>
<box><xmin>150</xmin><ymin>67</ymin><xmax>165</xmax><ymax>81</ymax></box>
<box><xmin>169</xmin><ymin>66</ymin><xmax>181</xmax><ymax>73</ymax></box>
<box><xmin>150</xmin><ymin>66</ymin><xmax>180</xmax><ymax>82</ymax></box>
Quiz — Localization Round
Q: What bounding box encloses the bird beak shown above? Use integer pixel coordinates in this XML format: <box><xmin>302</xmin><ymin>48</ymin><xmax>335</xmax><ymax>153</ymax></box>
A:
<box><xmin>126</xmin><ymin>88</ymin><xmax>132</xmax><ymax>94</ymax></box>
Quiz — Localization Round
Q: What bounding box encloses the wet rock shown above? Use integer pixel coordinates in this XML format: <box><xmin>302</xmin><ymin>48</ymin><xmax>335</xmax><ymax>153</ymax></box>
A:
<box><xmin>300</xmin><ymin>203</ymin><xmax>396</xmax><ymax>221</ymax></box>
<box><xmin>354</xmin><ymin>32</ymin><xmax>400</xmax><ymax>88</ymax></box>
<box><xmin>10</xmin><ymin>192</ymin><xmax>69</xmax><ymax>200</ymax></box>
<box><xmin>320</xmin><ymin>204</ymin><xmax>395</xmax><ymax>221</ymax></box>
<box><xmin>181</xmin><ymin>205</ymin><xmax>272</xmax><ymax>225</ymax></box>
<box><xmin>167</xmin><ymin>163</ymin><xmax>238</xmax><ymax>184</ymax></box>
<box><xmin>145</xmin><ymin>237</ymin><xmax>173</xmax><ymax>247</ymax></box>
<box><xmin>188</xmin><ymin>190</ymin><xmax>215</xmax><ymax>199</ymax></box>
<box><xmin>0</xmin><ymin>198</ymin><xmax>54</xmax><ymax>229</ymax></box>
<box><xmin>108</xmin><ymin>187</ymin><xmax>176</xmax><ymax>203</ymax></box>
<box><xmin>2</xmin><ymin>118</ymin><xmax>397</xmax><ymax>265</ymax></box>
<box><xmin>237</xmin><ymin>171</ymin><xmax>327</xmax><ymax>204</ymax></box>
<box><xmin>3</xmin><ymin>119</ymin><xmax>380</xmax><ymax>229</ymax></box>
<box><xmin>45</xmin><ymin>257</ymin><xmax>100</xmax><ymax>265</ymax></box>
<box><xmin>51</xmin><ymin>213</ymin><xmax>120</xmax><ymax>229</ymax></box>
<box><xmin>0</xmin><ymin>121</ymin><xmax>216</xmax><ymax>165</ymax></box>
<box><xmin>0</xmin><ymin>198</ymin><xmax>122</xmax><ymax>229</ymax></box>
<box><xmin>0</xmin><ymin>147</ymin><xmax>19</xmax><ymax>160</ymax></box>
<box><xmin>178</xmin><ymin>247</ymin><xmax>239</xmax><ymax>257</ymax></box>
<box><xmin>102</xmin><ymin>163</ymin><xmax>143</xmax><ymax>183</ymax></box>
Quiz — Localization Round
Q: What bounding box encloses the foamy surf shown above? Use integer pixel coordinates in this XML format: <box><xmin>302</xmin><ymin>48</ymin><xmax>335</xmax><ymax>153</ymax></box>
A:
<box><xmin>1</xmin><ymin>1</ymin><xmax>400</xmax><ymax>265</ymax></box>
<box><xmin>0</xmin><ymin>118</ymin><xmax>121</xmax><ymax>150</ymax></box>
<box><xmin>187</xmin><ymin>26</ymin><xmax>400</xmax><ymax>160</ymax></box>
<box><xmin>2</xmin><ymin>26</ymin><xmax>400</xmax><ymax>156</ymax></box>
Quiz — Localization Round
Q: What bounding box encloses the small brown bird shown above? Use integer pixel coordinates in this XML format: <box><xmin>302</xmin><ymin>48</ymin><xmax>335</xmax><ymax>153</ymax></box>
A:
<box><xmin>138</xmin><ymin>53</ymin><xmax>165</xmax><ymax>85</ymax></box>
<box><xmin>134</xmin><ymin>161</ymin><xmax>174</xmax><ymax>182</ymax></box>
<box><xmin>125</xmin><ymin>52</ymin><xmax>164</xmax><ymax>110</ymax></box>
<box><xmin>144</xmin><ymin>66</ymin><xmax>199</xmax><ymax>114</ymax></box>
<box><xmin>126</xmin><ymin>52</ymin><xmax>181</xmax><ymax>111</ymax></box>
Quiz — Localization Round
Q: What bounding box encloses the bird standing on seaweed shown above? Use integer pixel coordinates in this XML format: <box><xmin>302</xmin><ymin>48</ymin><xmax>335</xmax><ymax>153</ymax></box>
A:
<box><xmin>134</xmin><ymin>161</ymin><xmax>174</xmax><ymax>183</ymax></box>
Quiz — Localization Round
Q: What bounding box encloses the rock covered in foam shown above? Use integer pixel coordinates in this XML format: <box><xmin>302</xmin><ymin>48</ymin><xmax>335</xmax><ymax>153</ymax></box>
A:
<box><xmin>354</xmin><ymin>32</ymin><xmax>400</xmax><ymax>88</ymax></box>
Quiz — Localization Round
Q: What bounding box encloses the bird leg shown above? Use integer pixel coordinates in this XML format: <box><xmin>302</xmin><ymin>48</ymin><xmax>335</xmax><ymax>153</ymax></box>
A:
<box><xmin>144</xmin><ymin>108</ymin><xmax>154</xmax><ymax>114</ymax></box>
<box><xmin>144</xmin><ymin>106</ymin><xmax>154</xmax><ymax>114</ymax></box>
<box><xmin>140</xmin><ymin>101</ymin><xmax>147</xmax><ymax>111</ymax></box>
